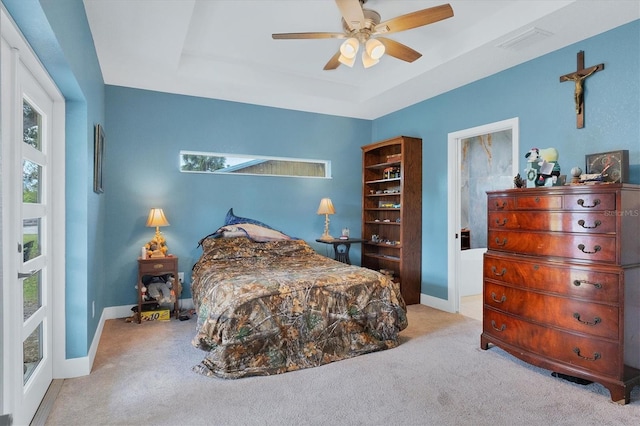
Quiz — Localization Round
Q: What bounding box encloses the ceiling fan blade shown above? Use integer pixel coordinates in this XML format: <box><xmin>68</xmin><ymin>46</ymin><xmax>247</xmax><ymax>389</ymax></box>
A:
<box><xmin>377</xmin><ymin>37</ymin><xmax>422</xmax><ymax>63</ymax></box>
<box><xmin>374</xmin><ymin>3</ymin><xmax>453</xmax><ymax>35</ymax></box>
<box><xmin>324</xmin><ymin>51</ymin><xmax>342</xmax><ymax>70</ymax></box>
<box><xmin>335</xmin><ymin>0</ymin><xmax>366</xmax><ymax>31</ymax></box>
<box><xmin>272</xmin><ymin>32</ymin><xmax>346</xmax><ymax>40</ymax></box>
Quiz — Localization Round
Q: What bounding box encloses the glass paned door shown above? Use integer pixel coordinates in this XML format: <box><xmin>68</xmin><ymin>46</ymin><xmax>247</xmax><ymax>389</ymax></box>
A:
<box><xmin>21</xmin><ymin>96</ymin><xmax>49</xmax><ymax>387</ymax></box>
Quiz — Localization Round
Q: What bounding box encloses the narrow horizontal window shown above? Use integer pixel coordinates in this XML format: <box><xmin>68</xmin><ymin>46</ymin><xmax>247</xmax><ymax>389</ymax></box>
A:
<box><xmin>179</xmin><ymin>151</ymin><xmax>331</xmax><ymax>179</ymax></box>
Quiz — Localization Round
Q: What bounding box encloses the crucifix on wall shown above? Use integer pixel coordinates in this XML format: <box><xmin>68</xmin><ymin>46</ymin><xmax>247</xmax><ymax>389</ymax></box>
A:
<box><xmin>559</xmin><ymin>50</ymin><xmax>604</xmax><ymax>128</ymax></box>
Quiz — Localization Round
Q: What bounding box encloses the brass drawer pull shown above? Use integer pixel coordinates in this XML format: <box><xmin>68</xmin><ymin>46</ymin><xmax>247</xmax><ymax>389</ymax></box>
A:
<box><xmin>578</xmin><ymin>219</ymin><xmax>601</xmax><ymax>229</ymax></box>
<box><xmin>494</xmin><ymin>200</ymin><xmax>507</xmax><ymax>210</ymax></box>
<box><xmin>578</xmin><ymin>244</ymin><xmax>601</xmax><ymax>254</ymax></box>
<box><xmin>491</xmin><ymin>266</ymin><xmax>507</xmax><ymax>276</ymax></box>
<box><xmin>495</xmin><ymin>218</ymin><xmax>508</xmax><ymax>226</ymax></box>
<box><xmin>535</xmin><ymin>197</ymin><xmax>540</xmax><ymax>203</ymax></box>
<box><xmin>491</xmin><ymin>292</ymin><xmax>506</xmax><ymax>303</ymax></box>
<box><xmin>494</xmin><ymin>237</ymin><xmax>508</xmax><ymax>246</ymax></box>
<box><xmin>572</xmin><ymin>347</ymin><xmax>601</xmax><ymax>362</ymax></box>
<box><xmin>577</xmin><ymin>198</ymin><xmax>601</xmax><ymax>208</ymax></box>
<box><xmin>491</xmin><ymin>320</ymin><xmax>506</xmax><ymax>332</ymax></box>
<box><xmin>573</xmin><ymin>279</ymin><xmax>602</xmax><ymax>289</ymax></box>
<box><xmin>153</xmin><ymin>264</ymin><xmax>165</xmax><ymax>269</ymax></box>
<box><xmin>573</xmin><ymin>312</ymin><xmax>602</xmax><ymax>326</ymax></box>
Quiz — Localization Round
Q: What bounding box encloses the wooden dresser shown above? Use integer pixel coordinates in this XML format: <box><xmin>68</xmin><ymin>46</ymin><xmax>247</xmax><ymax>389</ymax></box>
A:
<box><xmin>480</xmin><ymin>184</ymin><xmax>640</xmax><ymax>404</ymax></box>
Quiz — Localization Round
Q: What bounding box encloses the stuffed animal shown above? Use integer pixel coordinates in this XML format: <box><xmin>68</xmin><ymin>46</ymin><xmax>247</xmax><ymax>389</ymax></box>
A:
<box><xmin>145</xmin><ymin>234</ymin><xmax>168</xmax><ymax>258</ymax></box>
<box><xmin>524</xmin><ymin>147</ymin><xmax>561</xmax><ymax>187</ymax></box>
<box><xmin>143</xmin><ymin>274</ymin><xmax>175</xmax><ymax>304</ymax></box>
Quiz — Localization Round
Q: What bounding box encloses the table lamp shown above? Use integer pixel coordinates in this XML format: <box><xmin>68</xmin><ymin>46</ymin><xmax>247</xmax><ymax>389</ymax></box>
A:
<box><xmin>317</xmin><ymin>198</ymin><xmax>335</xmax><ymax>241</ymax></box>
<box><xmin>146</xmin><ymin>208</ymin><xmax>170</xmax><ymax>258</ymax></box>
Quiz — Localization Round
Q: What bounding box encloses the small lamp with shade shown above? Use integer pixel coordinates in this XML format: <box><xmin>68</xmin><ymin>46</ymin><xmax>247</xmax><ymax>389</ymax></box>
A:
<box><xmin>317</xmin><ymin>198</ymin><xmax>335</xmax><ymax>241</ymax></box>
<box><xmin>145</xmin><ymin>208</ymin><xmax>170</xmax><ymax>258</ymax></box>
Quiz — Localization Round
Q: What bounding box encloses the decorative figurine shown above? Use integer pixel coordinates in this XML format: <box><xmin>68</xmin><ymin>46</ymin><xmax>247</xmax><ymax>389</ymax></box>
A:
<box><xmin>513</xmin><ymin>173</ymin><xmax>525</xmax><ymax>188</ymax></box>
<box><xmin>570</xmin><ymin>166</ymin><xmax>582</xmax><ymax>184</ymax></box>
<box><xmin>524</xmin><ymin>147</ymin><xmax>562</xmax><ymax>187</ymax></box>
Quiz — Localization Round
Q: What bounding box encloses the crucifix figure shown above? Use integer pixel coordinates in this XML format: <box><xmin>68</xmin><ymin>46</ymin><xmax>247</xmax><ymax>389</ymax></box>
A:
<box><xmin>559</xmin><ymin>51</ymin><xmax>604</xmax><ymax>128</ymax></box>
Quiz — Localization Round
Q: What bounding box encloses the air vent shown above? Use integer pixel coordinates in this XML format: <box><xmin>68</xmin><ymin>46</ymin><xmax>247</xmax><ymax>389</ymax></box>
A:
<box><xmin>496</xmin><ymin>27</ymin><xmax>553</xmax><ymax>50</ymax></box>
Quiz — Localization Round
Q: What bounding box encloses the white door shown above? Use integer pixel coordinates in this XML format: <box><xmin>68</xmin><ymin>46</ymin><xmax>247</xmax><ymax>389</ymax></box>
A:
<box><xmin>1</xmin><ymin>9</ymin><xmax>64</xmax><ymax>425</ymax></box>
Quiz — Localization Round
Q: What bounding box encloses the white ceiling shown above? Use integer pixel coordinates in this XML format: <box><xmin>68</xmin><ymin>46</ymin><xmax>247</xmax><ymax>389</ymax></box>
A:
<box><xmin>83</xmin><ymin>0</ymin><xmax>639</xmax><ymax>119</ymax></box>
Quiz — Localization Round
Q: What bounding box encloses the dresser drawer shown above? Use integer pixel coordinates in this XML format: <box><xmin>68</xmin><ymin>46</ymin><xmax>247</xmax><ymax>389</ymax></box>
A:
<box><xmin>488</xmin><ymin>196</ymin><xmax>515</xmax><ymax>211</ymax></box>
<box><xmin>564</xmin><ymin>193</ymin><xmax>616</xmax><ymax>211</ymax></box>
<box><xmin>489</xmin><ymin>192</ymin><xmax>616</xmax><ymax>212</ymax></box>
<box><xmin>483</xmin><ymin>253</ymin><xmax>620</xmax><ymax>303</ymax></box>
<box><xmin>513</xmin><ymin>192</ymin><xmax>615</xmax><ymax>211</ymax></box>
<box><xmin>483</xmin><ymin>309</ymin><xmax>621</xmax><ymax>377</ymax></box>
<box><xmin>515</xmin><ymin>194</ymin><xmax>562</xmax><ymax>210</ymax></box>
<box><xmin>488</xmin><ymin>230</ymin><xmax>617</xmax><ymax>263</ymax></box>
<box><xmin>484</xmin><ymin>282</ymin><xmax>619</xmax><ymax>340</ymax></box>
<box><xmin>488</xmin><ymin>211</ymin><xmax>616</xmax><ymax>234</ymax></box>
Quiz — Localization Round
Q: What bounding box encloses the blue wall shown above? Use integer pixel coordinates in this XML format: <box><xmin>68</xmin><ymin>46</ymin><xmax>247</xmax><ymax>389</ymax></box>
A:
<box><xmin>373</xmin><ymin>20</ymin><xmax>639</xmax><ymax>299</ymax></box>
<box><xmin>5</xmin><ymin>0</ymin><xmax>638</xmax><ymax>359</ymax></box>
<box><xmin>103</xmin><ymin>87</ymin><xmax>370</xmax><ymax>305</ymax></box>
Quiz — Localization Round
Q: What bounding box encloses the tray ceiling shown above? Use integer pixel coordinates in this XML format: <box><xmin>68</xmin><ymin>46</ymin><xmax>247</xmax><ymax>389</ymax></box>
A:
<box><xmin>83</xmin><ymin>0</ymin><xmax>639</xmax><ymax>119</ymax></box>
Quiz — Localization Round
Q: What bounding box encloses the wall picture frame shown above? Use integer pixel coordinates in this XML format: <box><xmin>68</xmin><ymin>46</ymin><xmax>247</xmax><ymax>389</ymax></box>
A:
<box><xmin>93</xmin><ymin>124</ymin><xmax>105</xmax><ymax>193</ymax></box>
<box><xmin>585</xmin><ymin>150</ymin><xmax>629</xmax><ymax>183</ymax></box>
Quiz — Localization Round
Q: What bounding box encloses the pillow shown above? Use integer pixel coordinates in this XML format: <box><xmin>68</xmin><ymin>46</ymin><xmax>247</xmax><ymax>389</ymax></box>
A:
<box><xmin>217</xmin><ymin>223</ymin><xmax>291</xmax><ymax>242</ymax></box>
<box><xmin>200</xmin><ymin>237</ymin><xmax>314</xmax><ymax>259</ymax></box>
<box><xmin>197</xmin><ymin>208</ymin><xmax>291</xmax><ymax>248</ymax></box>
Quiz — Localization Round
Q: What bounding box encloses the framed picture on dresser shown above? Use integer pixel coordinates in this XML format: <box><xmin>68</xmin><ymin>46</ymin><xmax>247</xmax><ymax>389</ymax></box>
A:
<box><xmin>585</xmin><ymin>150</ymin><xmax>629</xmax><ymax>183</ymax></box>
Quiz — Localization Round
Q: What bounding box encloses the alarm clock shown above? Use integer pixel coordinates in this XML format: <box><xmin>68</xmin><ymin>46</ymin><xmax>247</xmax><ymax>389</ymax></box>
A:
<box><xmin>585</xmin><ymin>150</ymin><xmax>629</xmax><ymax>183</ymax></box>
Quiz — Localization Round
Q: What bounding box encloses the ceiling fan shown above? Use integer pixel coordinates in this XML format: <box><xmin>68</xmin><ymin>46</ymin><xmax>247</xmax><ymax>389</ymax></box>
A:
<box><xmin>272</xmin><ymin>0</ymin><xmax>454</xmax><ymax>70</ymax></box>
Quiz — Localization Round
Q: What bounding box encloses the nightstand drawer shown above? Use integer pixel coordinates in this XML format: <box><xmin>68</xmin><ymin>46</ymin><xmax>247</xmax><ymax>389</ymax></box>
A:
<box><xmin>139</xmin><ymin>257</ymin><xmax>177</xmax><ymax>275</ymax></box>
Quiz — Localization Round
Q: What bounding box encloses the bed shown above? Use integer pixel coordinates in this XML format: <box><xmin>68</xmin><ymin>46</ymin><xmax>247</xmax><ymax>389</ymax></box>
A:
<box><xmin>190</xmin><ymin>210</ymin><xmax>408</xmax><ymax>379</ymax></box>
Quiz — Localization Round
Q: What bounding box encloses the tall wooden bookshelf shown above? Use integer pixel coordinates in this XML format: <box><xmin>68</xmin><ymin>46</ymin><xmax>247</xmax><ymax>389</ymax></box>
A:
<box><xmin>361</xmin><ymin>136</ymin><xmax>422</xmax><ymax>304</ymax></box>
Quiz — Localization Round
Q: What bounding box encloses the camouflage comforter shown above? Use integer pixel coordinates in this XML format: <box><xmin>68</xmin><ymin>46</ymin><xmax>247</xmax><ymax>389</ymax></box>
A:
<box><xmin>190</xmin><ymin>237</ymin><xmax>407</xmax><ymax>378</ymax></box>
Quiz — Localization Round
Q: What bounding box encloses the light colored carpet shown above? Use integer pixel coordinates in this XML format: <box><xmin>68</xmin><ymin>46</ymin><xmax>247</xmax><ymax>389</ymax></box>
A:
<box><xmin>45</xmin><ymin>305</ymin><xmax>640</xmax><ymax>426</ymax></box>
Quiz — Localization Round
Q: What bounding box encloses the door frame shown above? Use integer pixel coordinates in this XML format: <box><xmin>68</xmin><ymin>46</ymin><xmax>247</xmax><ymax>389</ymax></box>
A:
<box><xmin>446</xmin><ymin>118</ymin><xmax>519</xmax><ymax>314</ymax></box>
<box><xmin>1</xmin><ymin>6</ymin><xmax>66</xmax><ymax>423</ymax></box>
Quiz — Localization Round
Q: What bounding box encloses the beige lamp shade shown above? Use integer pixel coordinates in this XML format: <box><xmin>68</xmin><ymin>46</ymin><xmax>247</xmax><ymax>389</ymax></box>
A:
<box><xmin>146</xmin><ymin>208</ymin><xmax>170</xmax><ymax>228</ymax></box>
<box><xmin>317</xmin><ymin>198</ymin><xmax>336</xmax><ymax>215</ymax></box>
<box><xmin>317</xmin><ymin>198</ymin><xmax>335</xmax><ymax>240</ymax></box>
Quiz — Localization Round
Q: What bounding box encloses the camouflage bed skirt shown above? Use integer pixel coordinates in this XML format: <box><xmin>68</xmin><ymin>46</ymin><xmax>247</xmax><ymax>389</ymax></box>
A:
<box><xmin>190</xmin><ymin>237</ymin><xmax>408</xmax><ymax>378</ymax></box>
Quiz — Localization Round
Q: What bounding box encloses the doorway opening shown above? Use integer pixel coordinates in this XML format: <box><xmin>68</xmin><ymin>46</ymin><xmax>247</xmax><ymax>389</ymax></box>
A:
<box><xmin>447</xmin><ymin>118</ymin><xmax>519</xmax><ymax>316</ymax></box>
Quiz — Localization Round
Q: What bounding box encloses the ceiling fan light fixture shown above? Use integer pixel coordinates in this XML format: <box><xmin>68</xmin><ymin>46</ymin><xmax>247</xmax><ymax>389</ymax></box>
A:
<box><xmin>361</xmin><ymin>50</ymin><xmax>379</xmax><ymax>68</ymax></box>
<box><xmin>338</xmin><ymin>54</ymin><xmax>356</xmax><ymax>67</ymax></box>
<box><xmin>365</xmin><ymin>38</ymin><xmax>385</xmax><ymax>60</ymax></box>
<box><xmin>339</xmin><ymin>37</ymin><xmax>359</xmax><ymax>59</ymax></box>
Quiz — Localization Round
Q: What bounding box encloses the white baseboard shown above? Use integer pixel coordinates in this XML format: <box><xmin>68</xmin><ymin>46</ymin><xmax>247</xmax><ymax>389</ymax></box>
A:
<box><xmin>54</xmin><ymin>298</ymin><xmax>195</xmax><ymax>379</ymax></box>
<box><xmin>53</xmin><ymin>308</ymin><xmax>106</xmax><ymax>379</ymax></box>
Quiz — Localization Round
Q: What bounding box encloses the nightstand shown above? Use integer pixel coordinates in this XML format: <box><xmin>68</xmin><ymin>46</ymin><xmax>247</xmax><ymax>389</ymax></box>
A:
<box><xmin>316</xmin><ymin>238</ymin><xmax>366</xmax><ymax>265</ymax></box>
<box><xmin>137</xmin><ymin>256</ymin><xmax>179</xmax><ymax>323</ymax></box>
